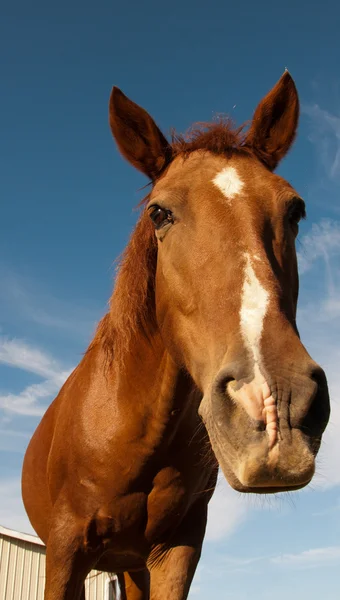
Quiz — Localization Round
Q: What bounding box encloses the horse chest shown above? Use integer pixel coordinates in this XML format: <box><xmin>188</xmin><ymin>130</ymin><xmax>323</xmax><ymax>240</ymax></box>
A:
<box><xmin>144</xmin><ymin>463</ymin><xmax>211</xmax><ymax>543</ymax></box>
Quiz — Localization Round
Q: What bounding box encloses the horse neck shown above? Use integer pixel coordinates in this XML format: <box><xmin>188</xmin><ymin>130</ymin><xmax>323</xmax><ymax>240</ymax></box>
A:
<box><xmin>96</xmin><ymin>316</ymin><xmax>201</xmax><ymax>450</ymax></box>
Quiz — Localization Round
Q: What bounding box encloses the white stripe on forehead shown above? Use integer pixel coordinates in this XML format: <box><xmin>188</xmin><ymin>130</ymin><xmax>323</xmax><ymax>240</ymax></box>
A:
<box><xmin>212</xmin><ymin>166</ymin><xmax>244</xmax><ymax>201</ymax></box>
<box><xmin>240</xmin><ymin>254</ymin><xmax>269</xmax><ymax>365</ymax></box>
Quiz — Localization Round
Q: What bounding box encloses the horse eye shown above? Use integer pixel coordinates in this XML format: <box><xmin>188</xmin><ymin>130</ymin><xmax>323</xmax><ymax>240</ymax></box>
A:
<box><xmin>149</xmin><ymin>205</ymin><xmax>174</xmax><ymax>230</ymax></box>
<box><xmin>288</xmin><ymin>199</ymin><xmax>306</xmax><ymax>227</ymax></box>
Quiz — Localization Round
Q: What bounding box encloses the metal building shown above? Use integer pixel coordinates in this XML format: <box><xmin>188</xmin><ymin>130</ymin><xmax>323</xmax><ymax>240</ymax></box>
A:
<box><xmin>0</xmin><ymin>525</ymin><xmax>119</xmax><ymax>600</ymax></box>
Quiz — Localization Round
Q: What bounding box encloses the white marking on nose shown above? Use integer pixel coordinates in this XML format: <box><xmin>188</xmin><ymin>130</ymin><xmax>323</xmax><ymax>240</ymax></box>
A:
<box><xmin>240</xmin><ymin>254</ymin><xmax>269</xmax><ymax>365</ymax></box>
<box><xmin>238</xmin><ymin>254</ymin><xmax>278</xmax><ymax>448</ymax></box>
<box><xmin>212</xmin><ymin>166</ymin><xmax>244</xmax><ymax>201</ymax></box>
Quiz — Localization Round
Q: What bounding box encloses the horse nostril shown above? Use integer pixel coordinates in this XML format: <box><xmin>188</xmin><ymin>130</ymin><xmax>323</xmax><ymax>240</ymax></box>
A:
<box><xmin>299</xmin><ymin>364</ymin><xmax>330</xmax><ymax>437</ymax></box>
<box><xmin>213</xmin><ymin>362</ymin><xmax>245</xmax><ymax>397</ymax></box>
<box><xmin>310</xmin><ymin>365</ymin><xmax>328</xmax><ymax>392</ymax></box>
<box><xmin>214</xmin><ymin>372</ymin><xmax>236</xmax><ymax>397</ymax></box>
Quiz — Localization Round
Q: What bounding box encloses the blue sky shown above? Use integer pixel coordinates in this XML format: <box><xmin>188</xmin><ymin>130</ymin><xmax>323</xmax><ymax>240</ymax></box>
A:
<box><xmin>1</xmin><ymin>1</ymin><xmax>340</xmax><ymax>598</ymax></box>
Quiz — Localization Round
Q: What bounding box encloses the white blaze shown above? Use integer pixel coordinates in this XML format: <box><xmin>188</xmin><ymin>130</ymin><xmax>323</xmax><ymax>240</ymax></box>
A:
<box><xmin>240</xmin><ymin>253</ymin><xmax>269</xmax><ymax>365</ymax></box>
<box><xmin>213</xmin><ymin>166</ymin><xmax>244</xmax><ymax>201</ymax></box>
<box><xmin>239</xmin><ymin>254</ymin><xmax>278</xmax><ymax>448</ymax></box>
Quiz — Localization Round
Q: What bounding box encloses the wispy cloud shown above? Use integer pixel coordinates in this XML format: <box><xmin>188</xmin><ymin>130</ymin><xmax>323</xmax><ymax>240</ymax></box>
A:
<box><xmin>297</xmin><ymin>219</ymin><xmax>340</xmax><ymax>276</ymax></box>
<box><xmin>199</xmin><ymin>545</ymin><xmax>340</xmax><ymax>584</ymax></box>
<box><xmin>207</xmin><ymin>554</ymin><xmax>267</xmax><ymax>575</ymax></box>
<box><xmin>0</xmin><ymin>336</ymin><xmax>72</xmax><ymax>416</ymax></box>
<box><xmin>313</xmin><ymin>373</ymin><xmax>340</xmax><ymax>490</ymax></box>
<box><xmin>221</xmin><ymin>555</ymin><xmax>265</xmax><ymax>568</ymax></box>
<box><xmin>205</xmin><ymin>474</ymin><xmax>247</xmax><ymax>541</ymax></box>
<box><xmin>0</xmin><ymin>335</ymin><xmax>64</xmax><ymax>379</ymax></box>
<box><xmin>0</xmin><ymin>429</ymin><xmax>31</xmax><ymax>453</ymax></box>
<box><xmin>295</xmin><ymin>218</ymin><xmax>340</xmax><ymax>490</ymax></box>
<box><xmin>303</xmin><ymin>104</ymin><xmax>340</xmax><ymax>181</ymax></box>
<box><xmin>271</xmin><ymin>546</ymin><xmax>340</xmax><ymax>568</ymax></box>
<box><xmin>0</xmin><ymin>478</ymin><xmax>36</xmax><ymax>535</ymax></box>
<box><xmin>0</xmin><ymin>265</ymin><xmax>100</xmax><ymax>341</ymax></box>
<box><xmin>189</xmin><ymin>586</ymin><xmax>201</xmax><ymax>595</ymax></box>
<box><xmin>297</xmin><ymin>219</ymin><xmax>340</xmax><ymax>328</ymax></box>
<box><xmin>0</xmin><ymin>378</ymin><xmax>70</xmax><ymax>417</ymax></box>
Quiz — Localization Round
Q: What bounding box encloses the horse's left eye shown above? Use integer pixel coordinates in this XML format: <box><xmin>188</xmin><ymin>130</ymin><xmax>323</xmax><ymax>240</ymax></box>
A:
<box><xmin>149</xmin><ymin>206</ymin><xmax>174</xmax><ymax>230</ymax></box>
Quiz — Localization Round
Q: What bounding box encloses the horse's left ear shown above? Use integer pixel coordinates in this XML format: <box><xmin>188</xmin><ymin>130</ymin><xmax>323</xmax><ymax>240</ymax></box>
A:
<box><xmin>245</xmin><ymin>71</ymin><xmax>299</xmax><ymax>170</ymax></box>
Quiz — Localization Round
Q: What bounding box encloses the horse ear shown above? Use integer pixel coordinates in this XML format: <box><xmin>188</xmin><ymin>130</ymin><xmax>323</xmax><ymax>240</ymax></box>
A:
<box><xmin>109</xmin><ymin>87</ymin><xmax>172</xmax><ymax>180</ymax></box>
<box><xmin>245</xmin><ymin>71</ymin><xmax>299</xmax><ymax>170</ymax></box>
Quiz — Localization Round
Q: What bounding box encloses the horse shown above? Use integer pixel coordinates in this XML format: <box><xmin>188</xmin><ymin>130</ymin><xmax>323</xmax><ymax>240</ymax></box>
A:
<box><xmin>22</xmin><ymin>72</ymin><xmax>330</xmax><ymax>600</ymax></box>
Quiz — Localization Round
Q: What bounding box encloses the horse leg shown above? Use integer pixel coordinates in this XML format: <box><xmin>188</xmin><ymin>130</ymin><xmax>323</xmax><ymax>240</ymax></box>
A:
<box><xmin>44</xmin><ymin>547</ymin><xmax>88</xmax><ymax>600</ymax></box>
<box><xmin>44</xmin><ymin>512</ymin><xmax>96</xmax><ymax>600</ymax></box>
<box><xmin>148</xmin><ymin>500</ymin><xmax>208</xmax><ymax>600</ymax></box>
<box><xmin>118</xmin><ymin>570</ymin><xmax>150</xmax><ymax>600</ymax></box>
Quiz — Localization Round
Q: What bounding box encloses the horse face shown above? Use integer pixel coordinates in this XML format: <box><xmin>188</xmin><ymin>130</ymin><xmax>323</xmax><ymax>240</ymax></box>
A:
<box><xmin>109</xmin><ymin>74</ymin><xmax>330</xmax><ymax>493</ymax></box>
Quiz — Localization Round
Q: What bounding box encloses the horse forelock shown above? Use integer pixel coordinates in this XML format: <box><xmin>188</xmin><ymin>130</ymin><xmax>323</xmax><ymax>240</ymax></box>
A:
<box><xmin>170</xmin><ymin>118</ymin><xmax>249</xmax><ymax>159</ymax></box>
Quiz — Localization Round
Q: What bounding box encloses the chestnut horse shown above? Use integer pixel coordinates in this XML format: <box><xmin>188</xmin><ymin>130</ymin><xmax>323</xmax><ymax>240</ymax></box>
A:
<box><xmin>22</xmin><ymin>72</ymin><xmax>330</xmax><ymax>600</ymax></box>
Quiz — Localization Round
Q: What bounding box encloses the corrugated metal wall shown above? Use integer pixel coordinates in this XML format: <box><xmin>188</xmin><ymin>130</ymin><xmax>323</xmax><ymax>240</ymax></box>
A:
<box><xmin>0</xmin><ymin>533</ymin><xmax>115</xmax><ymax>600</ymax></box>
<box><xmin>0</xmin><ymin>535</ymin><xmax>45</xmax><ymax>600</ymax></box>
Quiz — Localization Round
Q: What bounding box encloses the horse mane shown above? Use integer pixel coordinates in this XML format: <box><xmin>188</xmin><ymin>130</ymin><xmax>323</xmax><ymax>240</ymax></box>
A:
<box><xmin>90</xmin><ymin>119</ymin><xmax>251</xmax><ymax>364</ymax></box>
<box><xmin>89</xmin><ymin>210</ymin><xmax>157</xmax><ymax>366</ymax></box>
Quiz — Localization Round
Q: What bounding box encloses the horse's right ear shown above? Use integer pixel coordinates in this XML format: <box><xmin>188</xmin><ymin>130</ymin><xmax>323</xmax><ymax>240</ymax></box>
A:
<box><xmin>109</xmin><ymin>87</ymin><xmax>172</xmax><ymax>180</ymax></box>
